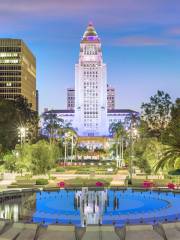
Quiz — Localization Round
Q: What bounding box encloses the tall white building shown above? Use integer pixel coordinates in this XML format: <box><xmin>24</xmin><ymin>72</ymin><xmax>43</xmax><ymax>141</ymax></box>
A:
<box><xmin>74</xmin><ymin>23</ymin><xmax>108</xmax><ymax>136</ymax></box>
<box><xmin>42</xmin><ymin>23</ymin><xmax>139</xmax><ymax>140</ymax></box>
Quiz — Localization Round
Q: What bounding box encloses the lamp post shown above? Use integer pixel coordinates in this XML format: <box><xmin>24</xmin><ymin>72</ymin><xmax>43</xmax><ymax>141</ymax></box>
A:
<box><xmin>71</xmin><ymin>135</ymin><xmax>74</xmax><ymax>164</ymax></box>
<box><xmin>129</xmin><ymin>127</ymin><xmax>138</xmax><ymax>182</ymax></box>
<box><xmin>18</xmin><ymin>127</ymin><xmax>28</xmax><ymax>147</ymax></box>
<box><xmin>64</xmin><ymin>133</ymin><xmax>68</xmax><ymax>166</ymax></box>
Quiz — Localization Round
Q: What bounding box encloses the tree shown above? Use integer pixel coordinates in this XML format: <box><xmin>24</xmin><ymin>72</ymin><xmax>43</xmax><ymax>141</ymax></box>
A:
<box><xmin>125</xmin><ymin>137</ymin><xmax>164</xmax><ymax>174</ymax></box>
<box><xmin>14</xmin><ymin>96</ymin><xmax>39</xmax><ymax>144</ymax></box>
<box><xmin>3</xmin><ymin>152</ymin><xmax>17</xmax><ymax>172</ymax></box>
<box><xmin>42</xmin><ymin>111</ymin><xmax>64</xmax><ymax>145</ymax></box>
<box><xmin>57</xmin><ymin>126</ymin><xmax>78</xmax><ymax>162</ymax></box>
<box><xmin>15</xmin><ymin>144</ymin><xmax>32</xmax><ymax>174</ymax></box>
<box><xmin>23</xmin><ymin>140</ymin><xmax>60</xmax><ymax>175</ymax></box>
<box><xmin>0</xmin><ymin>98</ymin><xmax>19</xmax><ymax>150</ymax></box>
<box><xmin>3</xmin><ymin>140</ymin><xmax>60</xmax><ymax>175</ymax></box>
<box><xmin>76</xmin><ymin>146</ymin><xmax>88</xmax><ymax>160</ymax></box>
<box><xmin>141</xmin><ymin>90</ymin><xmax>172</xmax><ymax>138</ymax></box>
<box><xmin>0</xmin><ymin>96</ymin><xmax>39</xmax><ymax>151</ymax></box>
<box><xmin>155</xmin><ymin>98</ymin><xmax>180</xmax><ymax>172</ymax></box>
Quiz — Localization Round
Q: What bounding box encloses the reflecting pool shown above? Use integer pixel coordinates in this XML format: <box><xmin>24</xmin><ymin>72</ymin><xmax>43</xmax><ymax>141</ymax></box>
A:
<box><xmin>0</xmin><ymin>188</ymin><xmax>180</xmax><ymax>226</ymax></box>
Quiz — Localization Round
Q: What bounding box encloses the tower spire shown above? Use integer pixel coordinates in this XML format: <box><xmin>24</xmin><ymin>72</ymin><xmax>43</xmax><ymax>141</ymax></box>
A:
<box><xmin>82</xmin><ymin>22</ymin><xmax>99</xmax><ymax>43</ymax></box>
<box><xmin>88</xmin><ymin>21</ymin><xmax>93</xmax><ymax>26</ymax></box>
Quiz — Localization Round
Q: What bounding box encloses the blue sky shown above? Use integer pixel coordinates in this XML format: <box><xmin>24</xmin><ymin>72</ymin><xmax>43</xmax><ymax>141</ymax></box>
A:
<box><xmin>0</xmin><ymin>0</ymin><xmax>180</xmax><ymax>112</ymax></box>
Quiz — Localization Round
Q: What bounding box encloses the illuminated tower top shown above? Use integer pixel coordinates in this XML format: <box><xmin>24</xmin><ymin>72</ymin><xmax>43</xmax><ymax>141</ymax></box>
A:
<box><xmin>78</xmin><ymin>23</ymin><xmax>103</xmax><ymax>65</ymax></box>
<box><xmin>81</xmin><ymin>22</ymin><xmax>100</xmax><ymax>43</ymax></box>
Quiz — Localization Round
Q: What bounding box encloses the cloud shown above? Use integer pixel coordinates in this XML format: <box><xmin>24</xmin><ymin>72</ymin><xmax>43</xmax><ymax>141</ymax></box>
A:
<box><xmin>167</xmin><ymin>27</ymin><xmax>180</xmax><ymax>36</ymax></box>
<box><xmin>1</xmin><ymin>0</ymin><xmax>180</xmax><ymax>29</ymax></box>
<box><xmin>1</xmin><ymin>0</ymin><xmax>180</xmax><ymax>47</ymax></box>
<box><xmin>113</xmin><ymin>36</ymin><xmax>167</xmax><ymax>47</ymax></box>
<box><xmin>110</xmin><ymin>33</ymin><xmax>180</xmax><ymax>48</ymax></box>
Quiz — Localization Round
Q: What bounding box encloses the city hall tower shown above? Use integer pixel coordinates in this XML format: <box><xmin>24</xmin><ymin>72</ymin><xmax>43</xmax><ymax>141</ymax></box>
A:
<box><xmin>75</xmin><ymin>23</ymin><xmax>108</xmax><ymax>136</ymax></box>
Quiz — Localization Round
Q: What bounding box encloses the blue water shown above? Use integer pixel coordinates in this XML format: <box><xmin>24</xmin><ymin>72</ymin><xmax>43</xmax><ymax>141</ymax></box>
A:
<box><xmin>31</xmin><ymin>189</ymin><xmax>180</xmax><ymax>226</ymax></box>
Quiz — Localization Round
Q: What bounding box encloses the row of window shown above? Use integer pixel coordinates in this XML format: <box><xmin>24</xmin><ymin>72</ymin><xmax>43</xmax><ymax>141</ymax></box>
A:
<box><xmin>0</xmin><ymin>53</ymin><xmax>18</xmax><ymax>57</ymax></box>
<box><xmin>0</xmin><ymin>47</ymin><xmax>21</xmax><ymax>52</ymax></box>
<box><xmin>84</xmin><ymin>111</ymin><xmax>98</xmax><ymax>114</ymax></box>
<box><xmin>0</xmin><ymin>77</ymin><xmax>21</xmax><ymax>81</ymax></box>
<box><xmin>0</xmin><ymin>94</ymin><xmax>20</xmax><ymax>98</ymax></box>
<box><xmin>84</xmin><ymin>123</ymin><xmax>98</xmax><ymax>127</ymax></box>
<box><xmin>83</xmin><ymin>64</ymin><xmax>99</xmax><ymax>67</ymax></box>
<box><xmin>0</xmin><ymin>88</ymin><xmax>21</xmax><ymax>93</ymax></box>
<box><xmin>84</xmin><ymin>104</ymin><xmax>98</xmax><ymax>107</ymax></box>
<box><xmin>84</xmin><ymin>116</ymin><xmax>98</xmax><ymax>119</ymax></box>
<box><xmin>84</xmin><ymin>71</ymin><xmax>98</xmax><ymax>75</ymax></box>
<box><xmin>0</xmin><ymin>83</ymin><xmax>21</xmax><ymax>87</ymax></box>
<box><xmin>0</xmin><ymin>65</ymin><xmax>21</xmax><ymax>70</ymax></box>
<box><xmin>0</xmin><ymin>72</ymin><xmax>21</xmax><ymax>76</ymax></box>
<box><xmin>0</xmin><ymin>59</ymin><xmax>19</xmax><ymax>64</ymax></box>
<box><xmin>84</xmin><ymin>93</ymin><xmax>98</xmax><ymax>97</ymax></box>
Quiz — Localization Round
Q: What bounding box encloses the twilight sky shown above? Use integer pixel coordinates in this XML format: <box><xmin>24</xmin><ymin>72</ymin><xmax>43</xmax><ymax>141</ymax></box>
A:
<box><xmin>0</xmin><ymin>0</ymin><xmax>180</xmax><ymax>112</ymax></box>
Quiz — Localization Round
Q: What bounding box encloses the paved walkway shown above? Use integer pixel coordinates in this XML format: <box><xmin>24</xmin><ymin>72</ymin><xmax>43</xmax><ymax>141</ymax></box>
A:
<box><xmin>111</xmin><ymin>170</ymin><xmax>128</xmax><ymax>186</ymax></box>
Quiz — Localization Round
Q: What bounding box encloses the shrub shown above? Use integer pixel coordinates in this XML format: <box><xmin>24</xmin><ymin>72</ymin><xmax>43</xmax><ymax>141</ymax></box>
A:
<box><xmin>36</xmin><ymin>179</ymin><xmax>48</xmax><ymax>185</ymax></box>
<box><xmin>56</xmin><ymin>167</ymin><xmax>65</xmax><ymax>173</ymax></box>
<box><xmin>65</xmin><ymin>177</ymin><xmax>111</xmax><ymax>187</ymax></box>
<box><xmin>168</xmin><ymin>169</ymin><xmax>180</xmax><ymax>175</ymax></box>
<box><xmin>16</xmin><ymin>179</ymin><xmax>36</xmax><ymax>185</ymax></box>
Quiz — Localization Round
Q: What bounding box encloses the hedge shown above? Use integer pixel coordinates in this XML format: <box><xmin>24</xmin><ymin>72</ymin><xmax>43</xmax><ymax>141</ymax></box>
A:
<box><xmin>64</xmin><ymin>177</ymin><xmax>112</xmax><ymax>187</ymax></box>
<box><xmin>36</xmin><ymin>179</ymin><xmax>49</xmax><ymax>185</ymax></box>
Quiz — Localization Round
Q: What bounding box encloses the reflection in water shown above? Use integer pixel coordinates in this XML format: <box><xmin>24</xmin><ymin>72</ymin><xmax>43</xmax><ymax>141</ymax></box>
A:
<box><xmin>75</xmin><ymin>188</ymin><xmax>107</xmax><ymax>226</ymax></box>
<box><xmin>0</xmin><ymin>204</ymin><xmax>19</xmax><ymax>221</ymax></box>
<box><xmin>0</xmin><ymin>193</ymin><xmax>36</xmax><ymax>222</ymax></box>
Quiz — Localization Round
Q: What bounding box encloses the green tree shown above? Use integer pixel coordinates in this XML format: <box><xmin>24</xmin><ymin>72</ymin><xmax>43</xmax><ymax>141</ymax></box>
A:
<box><xmin>57</xmin><ymin>127</ymin><xmax>78</xmax><ymax>162</ymax></box>
<box><xmin>3</xmin><ymin>153</ymin><xmax>17</xmax><ymax>172</ymax></box>
<box><xmin>0</xmin><ymin>96</ymin><xmax>39</xmax><ymax>151</ymax></box>
<box><xmin>125</xmin><ymin>137</ymin><xmax>165</xmax><ymax>174</ymax></box>
<box><xmin>141</xmin><ymin>90</ymin><xmax>172</xmax><ymax>138</ymax></box>
<box><xmin>0</xmin><ymin>98</ymin><xmax>18</xmax><ymax>150</ymax></box>
<box><xmin>15</xmin><ymin>144</ymin><xmax>32</xmax><ymax>174</ymax></box>
<box><xmin>109</xmin><ymin>121</ymin><xmax>127</xmax><ymax>160</ymax></box>
<box><xmin>155</xmin><ymin>98</ymin><xmax>180</xmax><ymax>171</ymax></box>
<box><xmin>42</xmin><ymin>111</ymin><xmax>64</xmax><ymax>145</ymax></box>
<box><xmin>30</xmin><ymin>140</ymin><xmax>59</xmax><ymax>175</ymax></box>
<box><xmin>76</xmin><ymin>146</ymin><xmax>88</xmax><ymax>160</ymax></box>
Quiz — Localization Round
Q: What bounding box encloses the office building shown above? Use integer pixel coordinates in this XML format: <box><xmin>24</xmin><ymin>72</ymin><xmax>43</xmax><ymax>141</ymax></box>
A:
<box><xmin>0</xmin><ymin>38</ymin><xmax>36</xmax><ymax>111</ymax></box>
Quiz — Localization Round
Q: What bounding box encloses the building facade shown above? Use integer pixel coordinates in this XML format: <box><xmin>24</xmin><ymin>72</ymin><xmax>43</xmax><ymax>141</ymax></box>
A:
<box><xmin>107</xmin><ymin>84</ymin><xmax>115</xmax><ymax>110</ymax></box>
<box><xmin>67</xmin><ymin>88</ymin><xmax>75</xmax><ymax>110</ymax></box>
<box><xmin>0</xmin><ymin>38</ymin><xmax>36</xmax><ymax>111</ymax></box>
<box><xmin>67</xmin><ymin>84</ymin><xmax>115</xmax><ymax>111</ymax></box>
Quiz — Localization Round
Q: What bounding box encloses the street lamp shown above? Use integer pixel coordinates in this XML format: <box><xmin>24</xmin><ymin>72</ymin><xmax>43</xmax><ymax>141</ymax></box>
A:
<box><xmin>18</xmin><ymin>127</ymin><xmax>28</xmax><ymax>146</ymax></box>
<box><xmin>129</xmin><ymin>127</ymin><xmax>139</xmax><ymax>182</ymax></box>
<box><xmin>64</xmin><ymin>132</ymin><xmax>69</xmax><ymax>166</ymax></box>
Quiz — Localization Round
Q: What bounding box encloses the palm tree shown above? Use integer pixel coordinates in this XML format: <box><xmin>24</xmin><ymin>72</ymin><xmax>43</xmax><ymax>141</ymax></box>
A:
<box><xmin>109</xmin><ymin>121</ymin><xmax>126</xmax><ymax>167</ymax></box>
<box><xmin>155</xmin><ymin>146</ymin><xmax>180</xmax><ymax>171</ymax></box>
<box><xmin>155</xmin><ymin>98</ymin><xmax>180</xmax><ymax>172</ymax></box>
<box><xmin>57</xmin><ymin>127</ymin><xmax>78</xmax><ymax>164</ymax></box>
